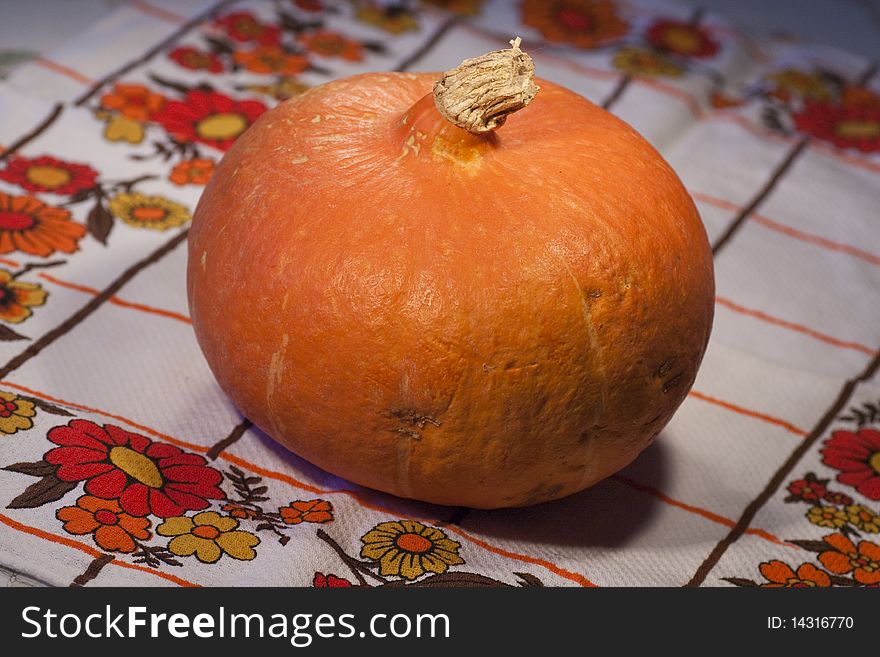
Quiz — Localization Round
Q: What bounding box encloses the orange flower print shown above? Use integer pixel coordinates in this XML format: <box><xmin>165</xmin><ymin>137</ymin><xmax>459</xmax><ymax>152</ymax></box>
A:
<box><xmin>279</xmin><ymin>500</ymin><xmax>333</xmax><ymax>525</ymax></box>
<box><xmin>521</xmin><ymin>0</ymin><xmax>628</xmax><ymax>49</ymax></box>
<box><xmin>0</xmin><ymin>192</ymin><xmax>85</xmax><ymax>257</ymax></box>
<box><xmin>817</xmin><ymin>533</ymin><xmax>880</xmax><ymax>585</ymax></box>
<box><xmin>299</xmin><ymin>30</ymin><xmax>363</xmax><ymax>62</ymax></box>
<box><xmin>0</xmin><ymin>268</ymin><xmax>47</xmax><ymax>324</ymax></box>
<box><xmin>57</xmin><ymin>495</ymin><xmax>151</xmax><ymax>553</ymax></box>
<box><xmin>100</xmin><ymin>83</ymin><xmax>165</xmax><ymax>121</ymax></box>
<box><xmin>233</xmin><ymin>47</ymin><xmax>310</xmax><ymax>75</ymax></box>
<box><xmin>169</xmin><ymin>158</ymin><xmax>215</xmax><ymax>186</ymax></box>
<box><xmin>758</xmin><ymin>560</ymin><xmax>831</xmax><ymax>588</ymax></box>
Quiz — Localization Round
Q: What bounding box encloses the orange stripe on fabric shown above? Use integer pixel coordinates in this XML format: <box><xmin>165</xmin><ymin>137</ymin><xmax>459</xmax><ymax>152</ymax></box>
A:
<box><xmin>0</xmin><ymin>512</ymin><xmax>198</xmax><ymax>587</ymax></box>
<box><xmin>443</xmin><ymin>526</ymin><xmax>597</xmax><ymax>587</ymax></box>
<box><xmin>690</xmin><ymin>191</ymin><xmax>740</xmax><ymax>213</ymax></box>
<box><xmin>612</xmin><ymin>475</ymin><xmax>793</xmax><ymax>549</ymax></box>
<box><xmin>613</xmin><ymin>475</ymin><xmax>736</xmax><ymax>527</ymax></box>
<box><xmin>128</xmin><ymin>0</ymin><xmax>188</xmax><ymax>24</ymax></box>
<box><xmin>0</xmin><ymin>381</ymin><xmax>595</xmax><ymax>587</ymax></box>
<box><xmin>744</xmin><ymin>527</ymin><xmax>794</xmax><ymax>547</ymax></box>
<box><xmin>38</xmin><ymin>273</ymin><xmax>193</xmax><ymax>324</ymax></box>
<box><xmin>0</xmin><ymin>380</ymin><xmax>210</xmax><ymax>454</ymax></box>
<box><xmin>34</xmin><ymin>57</ymin><xmax>94</xmax><ymax>86</ymax></box>
<box><xmin>633</xmin><ymin>76</ymin><xmax>705</xmax><ymax>118</ymax></box>
<box><xmin>691</xmin><ymin>191</ymin><xmax>880</xmax><ymax>268</ymax></box>
<box><xmin>715</xmin><ymin>296</ymin><xmax>877</xmax><ymax>356</ymax></box>
<box><xmin>688</xmin><ymin>390</ymin><xmax>808</xmax><ymax>436</ymax></box>
<box><xmin>0</xmin><ymin>257</ymin><xmax>21</xmax><ymax>268</ymax></box>
<box><xmin>751</xmin><ymin>214</ymin><xmax>880</xmax><ymax>268</ymax></box>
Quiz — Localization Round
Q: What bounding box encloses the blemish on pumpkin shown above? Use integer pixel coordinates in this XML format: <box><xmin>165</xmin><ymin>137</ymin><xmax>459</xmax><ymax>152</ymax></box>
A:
<box><xmin>482</xmin><ymin>363</ymin><xmax>496</xmax><ymax>372</ymax></box>
<box><xmin>657</xmin><ymin>357</ymin><xmax>676</xmax><ymax>377</ymax></box>
<box><xmin>388</xmin><ymin>407</ymin><xmax>441</xmax><ymax>440</ymax></box>
<box><xmin>291</xmin><ymin>155</ymin><xmax>309</xmax><ymax>164</ymax></box>
<box><xmin>200</xmin><ymin>250</ymin><xmax>207</xmax><ymax>271</ymax></box>
<box><xmin>311</xmin><ymin>115</ymin><xmax>321</xmax><ymax>123</ymax></box>
<box><xmin>662</xmin><ymin>372</ymin><xmax>684</xmax><ymax>394</ymax></box>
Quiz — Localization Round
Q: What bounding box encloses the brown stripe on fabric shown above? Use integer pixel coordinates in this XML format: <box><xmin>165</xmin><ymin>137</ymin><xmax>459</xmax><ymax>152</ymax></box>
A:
<box><xmin>686</xmin><ymin>348</ymin><xmax>880</xmax><ymax>587</ymax></box>
<box><xmin>207</xmin><ymin>418</ymin><xmax>253</xmax><ymax>460</ymax></box>
<box><xmin>394</xmin><ymin>15</ymin><xmax>460</xmax><ymax>72</ymax></box>
<box><xmin>711</xmin><ymin>137</ymin><xmax>810</xmax><ymax>255</ymax></box>
<box><xmin>601</xmin><ymin>74</ymin><xmax>631</xmax><ymax>110</ymax></box>
<box><xmin>0</xmin><ymin>229</ymin><xmax>189</xmax><ymax>380</ymax></box>
<box><xmin>0</xmin><ymin>103</ymin><xmax>63</xmax><ymax>164</ymax></box>
<box><xmin>70</xmin><ymin>553</ymin><xmax>114</xmax><ymax>587</ymax></box>
<box><xmin>74</xmin><ymin>0</ymin><xmax>241</xmax><ymax>106</ymax></box>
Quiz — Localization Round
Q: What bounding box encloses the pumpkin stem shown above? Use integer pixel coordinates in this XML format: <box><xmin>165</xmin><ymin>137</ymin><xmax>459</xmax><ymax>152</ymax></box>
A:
<box><xmin>433</xmin><ymin>37</ymin><xmax>539</xmax><ymax>135</ymax></box>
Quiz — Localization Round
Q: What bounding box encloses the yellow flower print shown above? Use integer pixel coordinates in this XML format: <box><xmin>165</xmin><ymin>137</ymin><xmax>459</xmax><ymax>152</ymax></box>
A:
<box><xmin>0</xmin><ymin>390</ymin><xmax>35</xmax><ymax>435</ymax></box>
<box><xmin>157</xmin><ymin>511</ymin><xmax>259</xmax><ymax>563</ymax></box>
<box><xmin>769</xmin><ymin>69</ymin><xmax>832</xmax><ymax>102</ymax></box>
<box><xmin>109</xmin><ymin>193</ymin><xmax>191</xmax><ymax>231</ymax></box>
<box><xmin>845</xmin><ymin>505</ymin><xmax>880</xmax><ymax>533</ymax></box>
<box><xmin>807</xmin><ymin>505</ymin><xmax>848</xmax><ymax>529</ymax></box>
<box><xmin>360</xmin><ymin>519</ymin><xmax>463</xmax><ymax>580</ymax></box>
<box><xmin>0</xmin><ymin>268</ymin><xmax>47</xmax><ymax>324</ymax></box>
<box><xmin>613</xmin><ymin>47</ymin><xmax>683</xmax><ymax>78</ymax></box>
<box><xmin>103</xmin><ymin>115</ymin><xmax>146</xmax><ymax>144</ymax></box>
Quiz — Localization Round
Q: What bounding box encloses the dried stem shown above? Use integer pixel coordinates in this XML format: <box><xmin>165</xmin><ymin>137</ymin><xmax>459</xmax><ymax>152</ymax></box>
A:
<box><xmin>433</xmin><ymin>36</ymin><xmax>539</xmax><ymax>135</ymax></box>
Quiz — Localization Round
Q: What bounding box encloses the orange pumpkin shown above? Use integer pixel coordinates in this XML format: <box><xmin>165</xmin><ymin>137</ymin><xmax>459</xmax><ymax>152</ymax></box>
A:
<box><xmin>188</xmin><ymin>40</ymin><xmax>714</xmax><ymax>508</ymax></box>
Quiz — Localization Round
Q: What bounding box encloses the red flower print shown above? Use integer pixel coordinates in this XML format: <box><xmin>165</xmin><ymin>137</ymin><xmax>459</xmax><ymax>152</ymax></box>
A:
<box><xmin>151</xmin><ymin>90</ymin><xmax>267</xmax><ymax>151</ymax></box>
<box><xmin>279</xmin><ymin>499</ymin><xmax>333</xmax><ymax>525</ymax></box>
<box><xmin>293</xmin><ymin>0</ymin><xmax>324</xmax><ymax>11</ymax></box>
<box><xmin>216</xmin><ymin>11</ymin><xmax>281</xmax><ymax>46</ymax></box>
<box><xmin>757</xmin><ymin>560</ymin><xmax>831</xmax><ymax>588</ymax></box>
<box><xmin>817</xmin><ymin>533</ymin><xmax>880</xmax><ymax>585</ymax></box>
<box><xmin>786</xmin><ymin>473</ymin><xmax>827</xmax><ymax>502</ymax></box>
<box><xmin>794</xmin><ymin>99</ymin><xmax>880</xmax><ymax>153</ymax></box>
<box><xmin>169</xmin><ymin>46</ymin><xmax>224</xmax><ymax>73</ymax></box>
<box><xmin>821</xmin><ymin>429</ymin><xmax>880</xmax><ymax>500</ymax></box>
<box><xmin>646</xmin><ymin>19</ymin><xmax>719</xmax><ymax>58</ymax></box>
<box><xmin>0</xmin><ymin>155</ymin><xmax>98</xmax><ymax>196</ymax></box>
<box><xmin>313</xmin><ymin>572</ymin><xmax>353</xmax><ymax>587</ymax></box>
<box><xmin>57</xmin><ymin>495</ymin><xmax>151</xmax><ymax>553</ymax></box>
<box><xmin>45</xmin><ymin>419</ymin><xmax>225</xmax><ymax>518</ymax></box>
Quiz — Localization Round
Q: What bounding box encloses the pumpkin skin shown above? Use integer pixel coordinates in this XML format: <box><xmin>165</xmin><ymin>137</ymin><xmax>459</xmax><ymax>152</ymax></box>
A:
<box><xmin>187</xmin><ymin>71</ymin><xmax>714</xmax><ymax>508</ymax></box>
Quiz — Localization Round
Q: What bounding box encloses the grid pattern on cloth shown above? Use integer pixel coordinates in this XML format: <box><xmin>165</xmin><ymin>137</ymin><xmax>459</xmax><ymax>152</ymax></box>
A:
<box><xmin>0</xmin><ymin>0</ymin><xmax>878</xmax><ymax>588</ymax></box>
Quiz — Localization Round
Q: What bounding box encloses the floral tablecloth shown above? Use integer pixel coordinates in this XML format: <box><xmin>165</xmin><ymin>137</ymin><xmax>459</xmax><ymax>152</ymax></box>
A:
<box><xmin>0</xmin><ymin>0</ymin><xmax>878</xmax><ymax>588</ymax></box>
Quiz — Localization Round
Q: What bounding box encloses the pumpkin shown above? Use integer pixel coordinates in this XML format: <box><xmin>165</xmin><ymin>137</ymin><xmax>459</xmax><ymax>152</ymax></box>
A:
<box><xmin>187</xmin><ymin>39</ymin><xmax>714</xmax><ymax>509</ymax></box>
